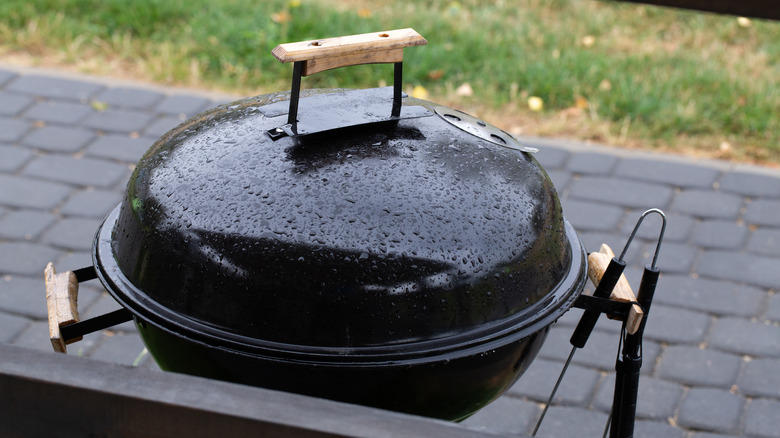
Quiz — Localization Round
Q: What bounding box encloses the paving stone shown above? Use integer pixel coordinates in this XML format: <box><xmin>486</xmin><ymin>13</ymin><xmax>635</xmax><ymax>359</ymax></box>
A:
<box><xmin>533</xmin><ymin>405</ymin><xmax>606</xmax><ymax>438</ymax></box>
<box><xmin>210</xmin><ymin>98</ymin><xmax>232</xmax><ymax>107</ymax></box>
<box><xmin>41</xmin><ymin>217</ymin><xmax>102</xmax><ymax>251</ymax></box>
<box><xmin>566</xmin><ymin>152</ymin><xmax>618</xmax><ymax>175</ymax></box>
<box><xmin>143</xmin><ymin>115</ymin><xmax>183</xmax><ymax>138</ymax></box>
<box><xmin>697</xmin><ymin>250</ymin><xmax>780</xmax><ymax>290</ymax></box>
<box><xmin>22</xmin><ymin>155</ymin><xmax>130</xmax><ymax>188</ymax></box>
<box><xmin>546</xmin><ymin>170</ymin><xmax>571</xmax><ymax>194</ymax></box>
<box><xmin>655</xmin><ymin>275</ymin><xmax>764</xmax><ymax>318</ymax></box>
<box><xmin>539</xmin><ymin>325</ymin><xmax>660</xmax><ymax>371</ymax></box>
<box><xmin>656</xmin><ymin>345</ymin><xmax>742</xmax><ymax>388</ymax></box>
<box><xmin>22</xmin><ymin>100</ymin><xmax>93</xmax><ymax>125</ymax></box>
<box><xmin>739</xmin><ymin>358</ymin><xmax>780</xmax><ymax>398</ymax></box>
<box><xmin>0</xmin><ymin>210</ymin><xmax>56</xmax><ymax>241</ymax></box>
<box><xmin>689</xmin><ymin>433</ymin><xmax>740</xmax><ymax>438</ymax></box>
<box><xmin>768</xmin><ymin>294</ymin><xmax>780</xmax><ymax>322</ymax></box>
<box><xmin>533</xmin><ymin>146</ymin><xmax>570</xmax><ymax>170</ymax></box>
<box><xmin>708</xmin><ymin>317</ymin><xmax>780</xmax><ymax>357</ymax></box>
<box><xmin>10</xmin><ymin>321</ymin><xmax>55</xmax><ymax>352</ymax></box>
<box><xmin>85</xmin><ymin>134</ymin><xmax>155</xmax><ymax>163</ymax></box>
<box><xmin>0</xmin><ymin>243</ymin><xmax>61</xmax><ymax>276</ymax></box>
<box><xmin>692</xmin><ymin>220</ymin><xmax>748</xmax><ymax>250</ymax></box>
<box><xmin>615</xmin><ymin>157</ymin><xmax>720</xmax><ymax>189</ymax></box>
<box><xmin>21</xmin><ymin>125</ymin><xmax>95</xmax><ymax>153</ymax></box>
<box><xmin>568</xmin><ymin>176</ymin><xmax>674</xmax><ymax>210</ymax></box>
<box><xmin>0</xmin><ymin>174</ymin><xmax>74</xmax><ymax>210</ymax></box>
<box><xmin>12</xmin><ymin>320</ymin><xmax>100</xmax><ymax>355</ymax></box>
<box><xmin>0</xmin><ymin>311</ymin><xmax>31</xmax><ymax>343</ymax></box>
<box><xmin>0</xmin><ymin>92</ymin><xmax>34</xmax><ymax>116</ymax></box>
<box><xmin>93</xmin><ymin>87</ymin><xmax>164</xmax><ymax>110</ymax></box>
<box><xmin>59</xmin><ymin>188</ymin><xmax>122</xmax><ymax>218</ymax></box>
<box><xmin>154</xmin><ymin>94</ymin><xmax>211</xmax><ymax>116</ymax></box>
<box><xmin>82</xmin><ymin>293</ymin><xmax>136</xmax><ymax>333</ymax></box>
<box><xmin>88</xmin><ymin>331</ymin><xmax>147</xmax><ymax>366</ymax></box>
<box><xmin>643</xmin><ymin>304</ymin><xmax>711</xmax><ymax>344</ymax></box>
<box><xmin>620</xmin><ymin>210</ymin><xmax>694</xmax><ymax>243</ymax></box>
<box><xmin>719</xmin><ymin>170</ymin><xmax>780</xmax><ymax>198</ymax></box>
<box><xmin>744</xmin><ymin>398</ymin><xmax>780</xmax><ymax>438</ymax></box>
<box><xmin>677</xmin><ymin>387</ymin><xmax>745</xmax><ymax>434</ymax></box>
<box><xmin>508</xmin><ymin>358</ymin><xmax>600</xmax><ymax>406</ymax></box>
<box><xmin>5</xmin><ymin>75</ymin><xmax>104</xmax><ymax>101</ymax></box>
<box><xmin>744</xmin><ymin>199</ymin><xmax>780</xmax><ymax>227</ymax></box>
<box><xmin>644</xmin><ymin>241</ymin><xmax>696</xmax><ymax>274</ymax></box>
<box><xmin>55</xmin><ymin>251</ymin><xmax>100</xmax><ymax>274</ymax></box>
<box><xmin>82</xmin><ymin>108</ymin><xmax>155</xmax><ymax>133</ymax></box>
<box><xmin>669</xmin><ymin>190</ymin><xmax>744</xmax><ymax>220</ymax></box>
<box><xmin>747</xmin><ymin>228</ymin><xmax>780</xmax><ymax>258</ymax></box>
<box><xmin>0</xmin><ymin>117</ymin><xmax>30</xmax><ymax>142</ymax></box>
<box><xmin>462</xmin><ymin>396</ymin><xmax>541</xmax><ymax>436</ymax></box>
<box><xmin>0</xmin><ymin>144</ymin><xmax>34</xmax><ymax>172</ymax></box>
<box><xmin>593</xmin><ymin>376</ymin><xmax>683</xmax><ymax>420</ymax></box>
<box><xmin>575</xmin><ymin>231</ymin><xmax>644</xmax><ymax>266</ymax></box>
<box><xmin>561</xmin><ymin>199</ymin><xmax>625</xmax><ymax>232</ymax></box>
<box><xmin>0</xmin><ymin>70</ymin><xmax>17</xmax><ymax>87</ymax></box>
<box><xmin>633</xmin><ymin>420</ymin><xmax>686</xmax><ymax>438</ymax></box>
<box><xmin>0</xmin><ymin>276</ymin><xmax>48</xmax><ymax>319</ymax></box>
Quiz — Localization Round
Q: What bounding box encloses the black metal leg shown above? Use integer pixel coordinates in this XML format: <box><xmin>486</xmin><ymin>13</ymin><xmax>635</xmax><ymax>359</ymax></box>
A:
<box><xmin>287</xmin><ymin>61</ymin><xmax>304</xmax><ymax>126</ymax></box>
<box><xmin>392</xmin><ymin>61</ymin><xmax>403</xmax><ymax>117</ymax></box>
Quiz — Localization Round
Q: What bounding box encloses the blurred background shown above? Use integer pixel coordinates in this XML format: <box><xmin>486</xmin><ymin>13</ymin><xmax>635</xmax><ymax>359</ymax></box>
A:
<box><xmin>0</xmin><ymin>0</ymin><xmax>778</xmax><ymax>163</ymax></box>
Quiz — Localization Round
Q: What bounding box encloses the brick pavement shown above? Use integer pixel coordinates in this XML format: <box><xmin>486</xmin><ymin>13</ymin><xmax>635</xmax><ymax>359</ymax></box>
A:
<box><xmin>1</xmin><ymin>64</ymin><xmax>778</xmax><ymax>437</ymax></box>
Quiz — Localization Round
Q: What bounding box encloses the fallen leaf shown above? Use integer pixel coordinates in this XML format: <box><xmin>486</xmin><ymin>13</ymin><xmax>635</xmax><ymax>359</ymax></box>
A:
<box><xmin>271</xmin><ymin>11</ymin><xmax>292</xmax><ymax>23</ymax></box>
<box><xmin>581</xmin><ymin>35</ymin><xmax>595</xmax><ymax>47</ymax></box>
<box><xmin>575</xmin><ymin>96</ymin><xmax>589</xmax><ymax>109</ymax></box>
<box><xmin>737</xmin><ymin>17</ymin><xmax>752</xmax><ymax>28</ymax></box>
<box><xmin>358</xmin><ymin>8</ymin><xmax>372</xmax><ymax>18</ymax></box>
<box><xmin>411</xmin><ymin>85</ymin><xmax>429</xmax><ymax>100</ymax></box>
<box><xmin>91</xmin><ymin>100</ymin><xmax>108</xmax><ymax>111</ymax></box>
<box><xmin>427</xmin><ymin>69</ymin><xmax>444</xmax><ymax>80</ymax></box>
<box><xmin>599</xmin><ymin>79</ymin><xmax>612</xmax><ymax>91</ymax></box>
<box><xmin>455</xmin><ymin>83</ymin><xmax>473</xmax><ymax>96</ymax></box>
<box><xmin>527</xmin><ymin>96</ymin><xmax>543</xmax><ymax>112</ymax></box>
<box><xmin>289</xmin><ymin>0</ymin><xmax>301</xmax><ymax>7</ymax></box>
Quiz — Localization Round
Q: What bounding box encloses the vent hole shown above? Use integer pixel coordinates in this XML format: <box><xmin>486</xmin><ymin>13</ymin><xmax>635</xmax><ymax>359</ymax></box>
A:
<box><xmin>378</xmin><ymin>33</ymin><xmax>390</xmax><ymax>38</ymax></box>
<box><xmin>490</xmin><ymin>134</ymin><xmax>507</xmax><ymax>144</ymax></box>
<box><xmin>310</xmin><ymin>41</ymin><xmax>322</xmax><ymax>46</ymax></box>
<box><xmin>444</xmin><ymin>113</ymin><xmax>462</xmax><ymax>122</ymax></box>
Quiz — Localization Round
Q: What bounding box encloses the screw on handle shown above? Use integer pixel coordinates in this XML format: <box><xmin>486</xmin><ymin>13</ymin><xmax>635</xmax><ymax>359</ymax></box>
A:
<box><xmin>570</xmin><ymin>257</ymin><xmax>626</xmax><ymax>348</ymax></box>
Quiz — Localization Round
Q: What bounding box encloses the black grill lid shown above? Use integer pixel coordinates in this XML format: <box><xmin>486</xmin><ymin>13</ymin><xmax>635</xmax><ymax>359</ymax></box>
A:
<box><xmin>99</xmin><ymin>87</ymin><xmax>585</xmax><ymax>351</ymax></box>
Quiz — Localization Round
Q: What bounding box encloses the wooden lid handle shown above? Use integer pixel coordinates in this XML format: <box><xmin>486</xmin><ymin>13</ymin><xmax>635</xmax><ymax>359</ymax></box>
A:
<box><xmin>45</xmin><ymin>262</ymin><xmax>82</xmax><ymax>353</ymax></box>
<box><xmin>272</xmin><ymin>28</ymin><xmax>427</xmax><ymax>76</ymax></box>
<box><xmin>587</xmin><ymin>244</ymin><xmax>644</xmax><ymax>335</ymax></box>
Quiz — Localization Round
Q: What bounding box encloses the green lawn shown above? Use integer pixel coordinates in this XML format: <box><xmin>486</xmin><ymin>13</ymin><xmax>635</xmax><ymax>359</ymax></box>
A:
<box><xmin>1</xmin><ymin>0</ymin><xmax>778</xmax><ymax>163</ymax></box>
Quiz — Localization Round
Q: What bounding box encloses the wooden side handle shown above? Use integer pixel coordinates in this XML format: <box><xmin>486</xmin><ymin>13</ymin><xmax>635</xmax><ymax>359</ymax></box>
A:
<box><xmin>587</xmin><ymin>244</ymin><xmax>644</xmax><ymax>335</ymax></box>
<box><xmin>272</xmin><ymin>28</ymin><xmax>427</xmax><ymax>76</ymax></box>
<box><xmin>45</xmin><ymin>262</ymin><xmax>82</xmax><ymax>353</ymax></box>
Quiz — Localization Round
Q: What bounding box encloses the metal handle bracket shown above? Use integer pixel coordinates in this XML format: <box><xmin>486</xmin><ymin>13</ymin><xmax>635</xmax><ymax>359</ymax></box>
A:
<box><xmin>271</xmin><ymin>29</ymin><xmax>427</xmax><ymax>130</ymax></box>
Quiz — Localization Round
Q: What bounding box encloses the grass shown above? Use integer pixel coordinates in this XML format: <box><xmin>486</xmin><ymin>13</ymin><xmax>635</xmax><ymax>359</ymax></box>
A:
<box><xmin>1</xmin><ymin>0</ymin><xmax>778</xmax><ymax>164</ymax></box>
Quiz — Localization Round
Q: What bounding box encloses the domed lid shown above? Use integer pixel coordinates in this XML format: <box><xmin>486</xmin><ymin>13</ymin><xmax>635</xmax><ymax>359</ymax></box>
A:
<box><xmin>94</xmin><ymin>30</ymin><xmax>586</xmax><ymax>357</ymax></box>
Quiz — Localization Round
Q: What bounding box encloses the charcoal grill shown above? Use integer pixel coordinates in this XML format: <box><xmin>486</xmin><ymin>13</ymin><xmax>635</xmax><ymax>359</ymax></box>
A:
<box><xmin>44</xmin><ymin>30</ymin><xmax>659</xmax><ymax>425</ymax></box>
